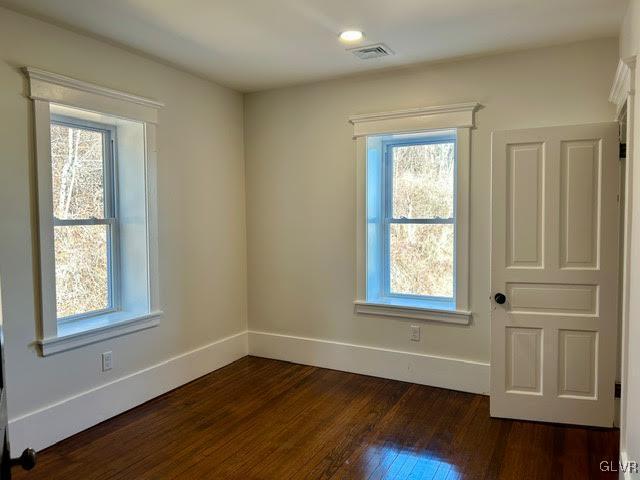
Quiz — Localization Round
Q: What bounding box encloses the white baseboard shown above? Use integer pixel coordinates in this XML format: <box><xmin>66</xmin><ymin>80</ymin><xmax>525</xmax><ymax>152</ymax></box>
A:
<box><xmin>8</xmin><ymin>330</ymin><xmax>248</xmax><ymax>455</ymax></box>
<box><xmin>9</xmin><ymin>329</ymin><xmax>490</xmax><ymax>455</ymax></box>
<box><xmin>248</xmin><ymin>330</ymin><xmax>490</xmax><ymax>395</ymax></box>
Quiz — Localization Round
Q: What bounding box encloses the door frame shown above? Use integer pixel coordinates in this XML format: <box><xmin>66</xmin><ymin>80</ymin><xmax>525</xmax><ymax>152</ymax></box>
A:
<box><xmin>609</xmin><ymin>54</ymin><xmax>637</xmax><ymax>468</ymax></box>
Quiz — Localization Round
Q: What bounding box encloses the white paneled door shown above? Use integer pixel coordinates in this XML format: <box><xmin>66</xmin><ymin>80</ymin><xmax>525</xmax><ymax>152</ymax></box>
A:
<box><xmin>490</xmin><ymin>123</ymin><xmax>619</xmax><ymax>427</ymax></box>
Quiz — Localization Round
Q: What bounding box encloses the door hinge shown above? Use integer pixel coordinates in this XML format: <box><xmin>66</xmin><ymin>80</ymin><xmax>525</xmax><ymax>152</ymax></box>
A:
<box><xmin>620</xmin><ymin>143</ymin><xmax>627</xmax><ymax>159</ymax></box>
<box><xmin>615</xmin><ymin>382</ymin><xmax>621</xmax><ymax>398</ymax></box>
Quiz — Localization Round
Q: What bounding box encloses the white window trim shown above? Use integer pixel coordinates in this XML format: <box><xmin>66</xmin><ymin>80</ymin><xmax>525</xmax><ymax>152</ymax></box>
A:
<box><xmin>351</xmin><ymin>102</ymin><xmax>479</xmax><ymax>325</ymax></box>
<box><xmin>24</xmin><ymin>67</ymin><xmax>164</xmax><ymax>355</ymax></box>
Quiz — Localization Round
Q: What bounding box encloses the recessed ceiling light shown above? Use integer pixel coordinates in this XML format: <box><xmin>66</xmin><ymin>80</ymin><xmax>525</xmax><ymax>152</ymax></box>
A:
<box><xmin>339</xmin><ymin>30</ymin><xmax>364</xmax><ymax>43</ymax></box>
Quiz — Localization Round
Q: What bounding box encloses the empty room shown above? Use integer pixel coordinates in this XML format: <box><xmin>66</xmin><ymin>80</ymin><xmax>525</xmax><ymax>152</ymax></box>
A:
<box><xmin>0</xmin><ymin>0</ymin><xmax>639</xmax><ymax>478</ymax></box>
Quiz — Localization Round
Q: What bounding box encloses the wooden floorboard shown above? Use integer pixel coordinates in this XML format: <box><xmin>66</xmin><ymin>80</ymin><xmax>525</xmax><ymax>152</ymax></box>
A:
<box><xmin>13</xmin><ymin>356</ymin><xmax>619</xmax><ymax>479</ymax></box>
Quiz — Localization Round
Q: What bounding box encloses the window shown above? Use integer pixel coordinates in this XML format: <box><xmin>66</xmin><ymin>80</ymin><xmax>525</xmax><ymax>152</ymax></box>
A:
<box><xmin>351</xmin><ymin>103</ymin><xmax>477</xmax><ymax>324</ymax></box>
<box><xmin>368</xmin><ymin>131</ymin><xmax>456</xmax><ymax>310</ymax></box>
<box><xmin>25</xmin><ymin>67</ymin><xmax>163</xmax><ymax>355</ymax></box>
<box><xmin>51</xmin><ymin>116</ymin><xmax>119</xmax><ymax>321</ymax></box>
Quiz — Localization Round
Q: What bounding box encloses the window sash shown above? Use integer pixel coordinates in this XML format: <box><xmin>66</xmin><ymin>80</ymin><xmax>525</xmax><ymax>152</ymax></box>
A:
<box><xmin>50</xmin><ymin>116</ymin><xmax>121</xmax><ymax>322</ymax></box>
<box><xmin>54</xmin><ymin>218</ymin><xmax>117</xmax><ymax>226</ymax></box>
<box><xmin>51</xmin><ymin>115</ymin><xmax>117</xmax><ymax>220</ymax></box>
<box><xmin>385</xmin><ymin>218</ymin><xmax>454</xmax><ymax>224</ymax></box>
<box><xmin>381</xmin><ymin>137</ymin><xmax>457</xmax><ymax>303</ymax></box>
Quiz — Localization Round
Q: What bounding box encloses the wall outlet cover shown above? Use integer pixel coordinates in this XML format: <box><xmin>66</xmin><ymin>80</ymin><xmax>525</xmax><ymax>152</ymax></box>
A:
<box><xmin>102</xmin><ymin>351</ymin><xmax>113</xmax><ymax>371</ymax></box>
<box><xmin>410</xmin><ymin>325</ymin><xmax>421</xmax><ymax>342</ymax></box>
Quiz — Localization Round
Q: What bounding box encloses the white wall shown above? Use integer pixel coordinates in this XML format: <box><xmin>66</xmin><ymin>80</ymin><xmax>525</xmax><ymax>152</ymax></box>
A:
<box><xmin>0</xmin><ymin>6</ymin><xmax>247</xmax><ymax>449</ymax></box>
<box><xmin>244</xmin><ymin>39</ymin><xmax>618</xmax><ymax>378</ymax></box>
<box><xmin>621</xmin><ymin>0</ymin><xmax>640</xmax><ymax>59</ymax></box>
<box><xmin>620</xmin><ymin>0</ymin><xmax>640</xmax><ymax>471</ymax></box>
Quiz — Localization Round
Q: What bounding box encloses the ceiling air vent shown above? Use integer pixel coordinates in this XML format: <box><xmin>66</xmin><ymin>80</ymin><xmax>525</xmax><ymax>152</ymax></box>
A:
<box><xmin>348</xmin><ymin>43</ymin><xmax>394</xmax><ymax>60</ymax></box>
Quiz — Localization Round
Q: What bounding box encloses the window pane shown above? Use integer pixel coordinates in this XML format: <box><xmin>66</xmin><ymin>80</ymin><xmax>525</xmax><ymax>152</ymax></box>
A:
<box><xmin>50</xmin><ymin>123</ymin><xmax>106</xmax><ymax>219</ymax></box>
<box><xmin>389</xmin><ymin>223</ymin><xmax>454</xmax><ymax>297</ymax></box>
<box><xmin>54</xmin><ymin>225</ymin><xmax>110</xmax><ymax>318</ymax></box>
<box><xmin>392</xmin><ymin>142</ymin><xmax>454</xmax><ymax>219</ymax></box>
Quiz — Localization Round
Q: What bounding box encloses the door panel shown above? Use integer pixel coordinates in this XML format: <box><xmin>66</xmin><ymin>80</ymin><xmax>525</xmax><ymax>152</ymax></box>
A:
<box><xmin>507</xmin><ymin>283</ymin><xmax>597</xmax><ymax>314</ymax></box>
<box><xmin>560</xmin><ymin>140</ymin><xmax>600</xmax><ymax>268</ymax></box>
<box><xmin>558</xmin><ymin>329</ymin><xmax>597</xmax><ymax>398</ymax></box>
<box><xmin>505</xmin><ymin>327</ymin><xmax>542</xmax><ymax>394</ymax></box>
<box><xmin>506</xmin><ymin>142</ymin><xmax>544</xmax><ymax>268</ymax></box>
<box><xmin>490</xmin><ymin>123</ymin><xmax>619</xmax><ymax>427</ymax></box>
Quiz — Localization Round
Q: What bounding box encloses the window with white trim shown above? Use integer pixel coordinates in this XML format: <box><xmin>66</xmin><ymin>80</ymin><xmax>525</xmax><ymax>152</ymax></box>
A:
<box><xmin>25</xmin><ymin>67</ymin><xmax>164</xmax><ymax>355</ymax></box>
<box><xmin>352</xmin><ymin>103</ymin><xmax>478</xmax><ymax>324</ymax></box>
<box><xmin>366</xmin><ymin>130</ymin><xmax>457</xmax><ymax>311</ymax></box>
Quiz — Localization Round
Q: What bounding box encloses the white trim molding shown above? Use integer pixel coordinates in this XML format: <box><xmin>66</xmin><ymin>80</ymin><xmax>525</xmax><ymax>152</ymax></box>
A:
<box><xmin>354</xmin><ymin>301</ymin><xmax>472</xmax><ymax>325</ymax></box>
<box><xmin>9</xmin><ymin>331</ymin><xmax>248</xmax><ymax>454</ymax></box>
<box><xmin>248</xmin><ymin>331</ymin><xmax>490</xmax><ymax>394</ymax></box>
<box><xmin>610</xmin><ymin>58</ymin><xmax>637</xmax><ymax>117</ymax></box>
<box><xmin>610</xmin><ymin>55</ymin><xmax>638</xmax><ymax>471</ymax></box>
<box><xmin>24</xmin><ymin>67</ymin><xmax>163</xmax><ymax>355</ymax></box>
<box><xmin>353</xmin><ymin>103</ymin><xmax>477</xmax><ymax>324</ymax></box>
<box><xmin>11</xmin><ymin>330</ymin><xmax>491</xmax><ymax>454</ymax></box>
<box><xmin>349</xmin><ymin>102</ymin><xmax>480</xmax><ymax>138</ymax></box>
<box><xmin>619</xmin><ymin>450</ymin><xmax>639</xmax><ymax>480</ymax></box>
<box><xmin>39</xmin><ymin>311</ymin><xmax>163</xmax><ymax>356</ymax></box>
<box><xmin>23</xmin><ymin>67</ymin><xmax>164</xmax><ymax>124</ymax></box>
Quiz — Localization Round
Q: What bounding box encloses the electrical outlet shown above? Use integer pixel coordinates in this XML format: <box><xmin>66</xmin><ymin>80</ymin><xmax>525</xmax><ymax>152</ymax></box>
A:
<box><xmin>102</xmin><ymin>351</ymin><xmax>113</xmax><ymax>372</ymax></box>
<box><xmin>410</xmin><ymin>325</ymin><xmax>421</xmax><ymax>342</ymax></box>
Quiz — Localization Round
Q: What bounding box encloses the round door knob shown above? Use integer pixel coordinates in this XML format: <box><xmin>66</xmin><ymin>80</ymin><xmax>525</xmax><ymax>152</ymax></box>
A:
<box><xmin>494</xmin><ymin>293</ymin><xmax>507</xmax><ymax>305</ymax></box>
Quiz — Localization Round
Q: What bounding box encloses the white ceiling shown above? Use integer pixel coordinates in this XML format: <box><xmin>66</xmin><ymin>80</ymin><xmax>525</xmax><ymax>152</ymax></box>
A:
<box><xmin>1</xmin><ymin>0</ymin><xmax>627</xmax><ymax>92</ymax></box>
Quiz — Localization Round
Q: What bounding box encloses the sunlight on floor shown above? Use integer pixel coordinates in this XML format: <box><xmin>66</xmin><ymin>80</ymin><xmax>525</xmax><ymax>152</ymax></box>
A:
<box><xmin>363</xmin><ymin>444</ymin><xmax>460</xmax><ymax>479</ymax></box>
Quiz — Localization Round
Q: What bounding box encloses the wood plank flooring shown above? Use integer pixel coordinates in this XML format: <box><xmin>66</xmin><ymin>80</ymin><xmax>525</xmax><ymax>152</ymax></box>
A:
<box><xmin>13</xmin><ymin>356</ymin><xmax>619</xmax><ymax>479</ymax></box>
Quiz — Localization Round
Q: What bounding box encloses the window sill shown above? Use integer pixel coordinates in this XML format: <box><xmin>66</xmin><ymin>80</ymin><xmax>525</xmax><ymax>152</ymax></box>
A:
<box><xmin>353</xmin><ymin>300</ymin><xmax>472</xmax><ymax>325</ymax></box>
<box><xmin>38</xmin><ymin>310</ymin><xmax>163</xmax><ymax>356</ymax></box>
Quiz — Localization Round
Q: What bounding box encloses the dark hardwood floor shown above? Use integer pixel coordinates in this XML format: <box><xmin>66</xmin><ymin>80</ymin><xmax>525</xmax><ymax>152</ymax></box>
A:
<box><xmin>14</xmin><ymin>356</ymin><xmax>618</xmax><ymax>479</ymax></box>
